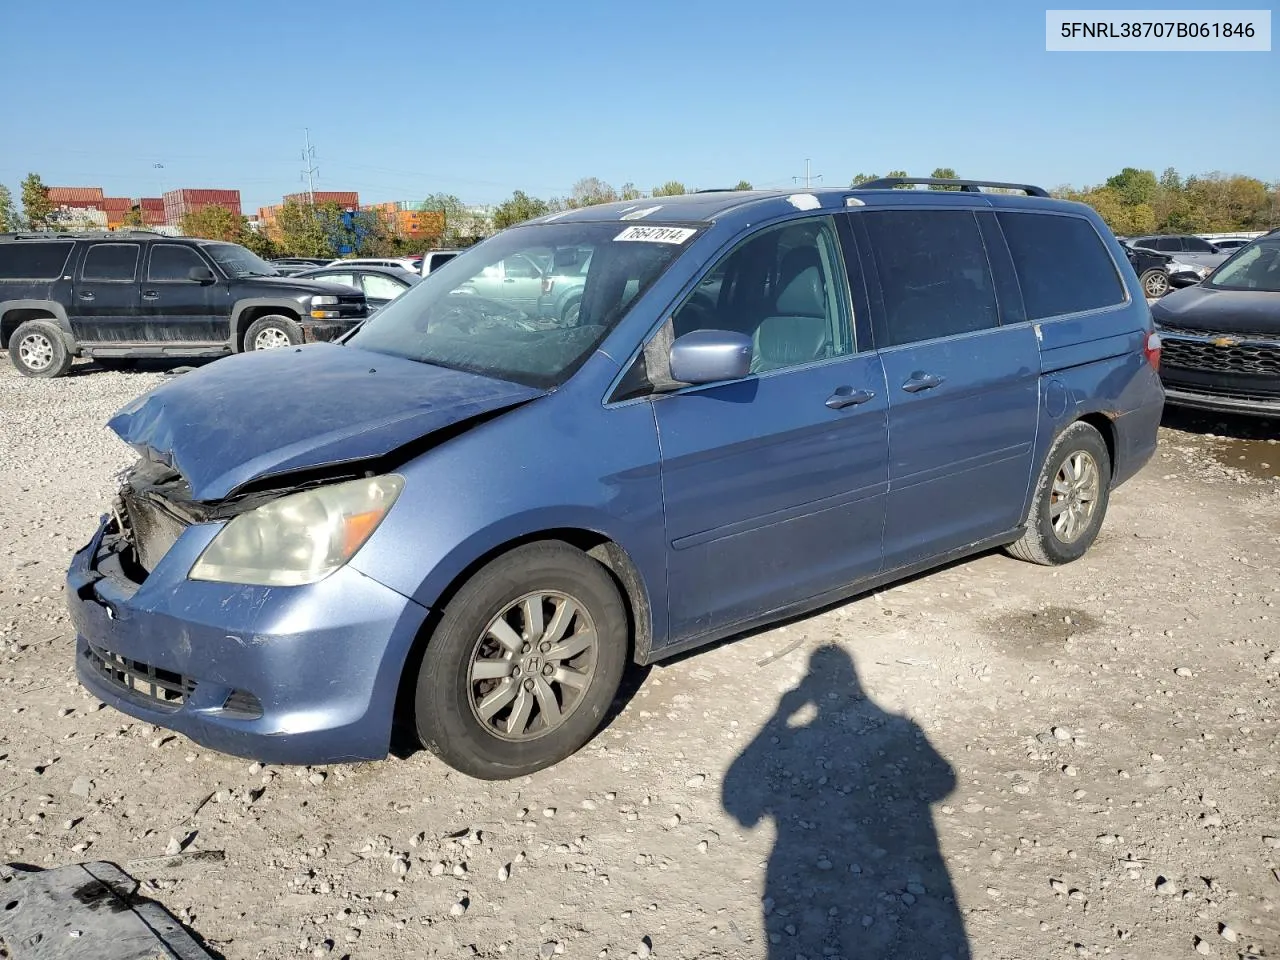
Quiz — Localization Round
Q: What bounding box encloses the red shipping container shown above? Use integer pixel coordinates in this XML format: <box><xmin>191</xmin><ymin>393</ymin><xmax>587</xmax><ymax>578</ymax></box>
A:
<box><xmin>47</xmin><ymin>186</ymin><xmax>104</xmax><ymax>203</ymax></box>
<box><xmin>139</xmin><ymin>197</ymin><xmax>165</xmax><ymax>211</ymax></box>
<box><xmin>100</xmin><ymin>197</ymin><xmax>132</xmax><ymax>212</ymax></box>
<box><xmin>285</xmin><ymin>191</ymin><xmax>359</xmax><ymax>207</ymax></box>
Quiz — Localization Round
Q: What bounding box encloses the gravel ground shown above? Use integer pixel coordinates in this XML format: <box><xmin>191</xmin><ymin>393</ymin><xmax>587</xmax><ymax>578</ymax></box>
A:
<box><xmin>1</xmin><ymin>357</ymin><xmax>1278</xmax><ymax>960</ymax></box>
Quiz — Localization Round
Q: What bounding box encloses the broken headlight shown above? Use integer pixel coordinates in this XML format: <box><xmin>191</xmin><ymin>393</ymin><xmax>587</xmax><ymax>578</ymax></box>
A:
<box><xmin>189</xmin><ymin>475</ymin><xmax>403</xmax><ymax>586</ymax></box>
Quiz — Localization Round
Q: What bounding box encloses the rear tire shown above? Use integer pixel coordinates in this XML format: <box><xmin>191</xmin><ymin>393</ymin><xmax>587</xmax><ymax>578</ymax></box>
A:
<box><xmin>245</xmin><ymin>315</ymin><xmax>303</xmax><ymax>351</ymax></box>
<box><xmin>1140</xmin><ymin>269</ymin><xmax>1169</xmax><ymax>298</ymax></box>
<box><xmin>1006</xmin><ymin>421</ymin><xmax>1111</xmax><ymax>566</ymax></box>
<box><xmin>8</xmin><ymin>320</ymin><xmax>73</xmax><ymax>378</ymax></box>
<box><xmin>414</xmin><ymin>541</ymin><xmax>628</xmax><ymax>780</ymax></box>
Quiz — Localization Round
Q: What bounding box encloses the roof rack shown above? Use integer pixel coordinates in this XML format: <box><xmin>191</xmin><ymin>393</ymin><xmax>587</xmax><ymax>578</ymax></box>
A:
<box><xmin>855</xmin><ymin>177</ymin><xmax>1050</xmax><ymax>198</ymax></box>
<box><xmin>0</xmin><ymin>229</ymin><xmax>169</xmax><ymax>241</ymax></box>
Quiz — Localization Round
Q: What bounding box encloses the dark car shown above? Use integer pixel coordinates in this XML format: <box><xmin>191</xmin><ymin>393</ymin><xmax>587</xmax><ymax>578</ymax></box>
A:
<box><xmin>1125</xmin><ymin>244</ymin><xmax>1177</xmax><ymax>298</ymax></box>
<box><xmin>1151</xmin><ymin>233</ymin><xmax>1280</xmax><ymax>417</ymax></box>
<box><xmin>295</xmin><ymin>264</ymin><xmax>419</xmax><ymax>312</ymax></box>
<box><xmin>67</xmin><ymin>179</ymin><xmax>1163</xmax><ymax>779</ymax></box>
<box><xmin>1</xmin><ymin>233</ymin><xmax>368</xmax><ymax>377</ymax></box>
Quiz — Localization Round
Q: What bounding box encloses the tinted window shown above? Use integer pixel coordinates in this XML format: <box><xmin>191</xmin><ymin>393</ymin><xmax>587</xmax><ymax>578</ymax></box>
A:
<box><xmin>1182</xmin><ymin>236</ymin><xmax>1216</xmax><ymax>252</ymax></box>
<box><xmin>862</xmin><ymin>210</ymin><xmax>998</xmax><ymax>347</ymax></box>
<box><xmin>1153</xmin><ymin>237</ymin><xmax>1182</xmax><ymax>252</ymax></box>
<box><xmin>670</xmin><ymin>216</ymin><xmax>854</xmax><ymax>372</ymax></box>
<box><xmin>361</xmin><ymin>273</ymin><xmax>406</xmax><ymax>300</ymax></box>
<box><xmin>998</xmin><ymin>213</ymin><xmax>1124</xmax><ymax>319</ymax></box>
<box><xmin>81</xmin><ymin>243</ymin><xmax>139</xmax><ymax>281</ymax></box>
<box><xmin>0</xmin><ymin>242</ymin><xmax>74</xmax><ymax>280</ymax></box>
<box><xmin>149</xmin><ymin>245</ymin><xmax>207</xmax><ymax>281</ymax></box>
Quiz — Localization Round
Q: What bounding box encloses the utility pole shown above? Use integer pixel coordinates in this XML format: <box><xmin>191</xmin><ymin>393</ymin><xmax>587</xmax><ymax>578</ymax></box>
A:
<box><xmin>301</xmin><ymin>129</ymin><xmax>318</xmax><ymax>205</ymax></box>
<box><xmin>792</xmin><ymin>158</ymin><xmax>823</xmax><ymax>188</ymax></box>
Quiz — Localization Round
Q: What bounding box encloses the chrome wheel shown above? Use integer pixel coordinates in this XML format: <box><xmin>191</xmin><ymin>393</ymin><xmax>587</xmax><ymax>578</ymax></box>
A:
<box><xmin>253</xmin><ymin>327</ymin><xmax>292</xmax><ymax>350</ymax></box>
<box><xmin>467</xmin><ymin>591</ymin><xmax>598</xmax><ymax>742</ymax></box>
<box><xmin>17</xmin><ymin>332</ymin><xmax>54</xmax><ymax>372</ymax></box>
<box><xmin>563</xmin><ymin>301</ymin><xmax>581</xmax><ymax>325</ymax></box>
<box><xmin>1142</xmin><ymin>271</ymin><xmax>1169</xmax><ymax>298</ymax></box>
<box><xmin>1050</xmin><ymin>451</ymin><xmax>1100</xmax><ymax>544</ymax></box>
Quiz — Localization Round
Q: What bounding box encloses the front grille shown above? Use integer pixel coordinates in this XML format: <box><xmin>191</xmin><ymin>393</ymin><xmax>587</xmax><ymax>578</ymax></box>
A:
<box><xmin>118</xmin><ymin>489</ymin><xmax>188</xmax><ymax>573</ymax></box>
<box><xmin>84</xmin><ymin>643</ymin><xmax>194</xmax><ymax>711</ymax></box>
<box><xmin>1161</xmin><ymin>336</ymin><xmax>1280</xmax><ymax>377</ymax></box>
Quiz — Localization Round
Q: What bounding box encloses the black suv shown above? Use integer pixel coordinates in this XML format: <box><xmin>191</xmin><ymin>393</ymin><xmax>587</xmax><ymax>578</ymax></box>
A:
<box><xmin>0</xmin><ymin>232</ymin><xmax>368</xmax><ymax>378</ymax></box>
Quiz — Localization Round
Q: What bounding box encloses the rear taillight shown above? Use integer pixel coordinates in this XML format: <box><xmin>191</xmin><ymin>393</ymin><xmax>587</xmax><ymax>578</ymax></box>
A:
<box><xmin>541</xmin><ymin>278</ymin><xmax>555</xmax><ymax>295</ymax></box>
<box><xmin>1144</xmin><ymin>331</ymin><xmax>1162</xmax><ymax>370</ymax></box>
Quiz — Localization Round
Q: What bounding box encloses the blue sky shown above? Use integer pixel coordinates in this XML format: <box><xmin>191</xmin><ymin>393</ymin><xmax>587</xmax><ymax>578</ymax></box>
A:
<box><xmin>1</xmin><ymin>0</ymin><xmax>1275</xmax><ymax>212</ymax></box>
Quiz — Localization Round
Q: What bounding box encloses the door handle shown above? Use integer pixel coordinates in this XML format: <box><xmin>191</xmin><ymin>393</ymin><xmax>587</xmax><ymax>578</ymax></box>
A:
<box><xmin>901</xmin><ymin>372</ymin><xmax>945</xmax><ymax>393</ymax></box>
<box><xmin>79</xmin><ymin>292</ymin><xmax>95</xmax><ymax>300</ymax></box>
<box><xmin>503</xmin><ymin>278</ymin><xmax>516</xmax><ymax>283</ymax></box>
<box><xmin>142</xmin><ymin>290</ymin><xmax>159</xmax><ymax>300</ymax></box>
<box><xmin>825</xmin><ymin>386</ymin><xmax>876</xmax><ymax>409</ymax></box>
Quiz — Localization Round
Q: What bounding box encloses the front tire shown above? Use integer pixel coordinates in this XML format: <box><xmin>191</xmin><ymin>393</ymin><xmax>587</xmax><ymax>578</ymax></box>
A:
<box><xmin>245</xmin><ymin>315</ymin><xmax>303</xmax><ymax>351</ymax></box>
<box><xmin>414</xmin><ymin>541</ymin><xmax>628</xmax><ymax>779</ymax></box>
<box><xmin>1006</xmin><ymin>421</ymin><xmax>1111</xmax><ymax>566</ymax></box>
<box><xmin>8</xmin><ymin>320</ymin><xmax>73</xmax><ymax>378</ymax></box>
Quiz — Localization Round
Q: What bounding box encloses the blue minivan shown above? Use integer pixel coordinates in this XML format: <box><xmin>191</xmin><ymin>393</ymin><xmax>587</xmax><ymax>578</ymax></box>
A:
<box><xmin>67</xmin><ymin>179</ymin><xmax>1164</xmax><ymax>779</ymax></box>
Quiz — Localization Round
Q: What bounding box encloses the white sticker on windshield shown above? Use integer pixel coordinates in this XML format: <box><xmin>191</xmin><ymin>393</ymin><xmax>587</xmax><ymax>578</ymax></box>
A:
<box><xmin>614</xmin><ymin>225</ymin><xmax>697</xmax><ymax>244</ymax></box>
<box><xmin>619</xmin><ymin>205</ymin><xmax>662</xmax><ymax>221</ymax></box>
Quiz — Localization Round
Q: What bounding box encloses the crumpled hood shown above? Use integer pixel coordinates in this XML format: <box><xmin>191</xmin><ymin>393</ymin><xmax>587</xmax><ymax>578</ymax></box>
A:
<box><xmin>109</xmin><ymin>344</ymin><xmax>546</xmax><ymax>501</ymax></box>
<box><xmin>1152</xmin><ymin>285</ymin><xmax>1280</xmax><ymax>336</ymax></box>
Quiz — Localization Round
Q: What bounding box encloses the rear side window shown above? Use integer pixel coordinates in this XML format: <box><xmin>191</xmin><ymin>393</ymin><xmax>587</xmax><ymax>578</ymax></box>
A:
<box><xmin>862</xmin><ymin>210</ymin><xmax>999</xmax><ymax>347</ymax></box>
<box><xmin>1153</xmin><ymin>237</ymin><xmax>1182</xmax><ymax>252</ymax></box>
<box><xmin>0</xmin><ymin>242</ymin><xmax>74</xmax><ymax>280</ymax></box>
<box><xmin>81</xmin><ymin>243</ymin><xmax>140</xmax><ymax>282</ymax></box>
<box><xmin>998</xmin><ymin>213</ymin><xmax>1125</xmax><ymax>320</ymax></box>
<box><xmin>149</xmin><ymin>244</ymin><xmax>207</xmax><ymax>281</ymax></box>
<box><xmin>1182</xmin><ymin>236</ymin><xmax>1215</xmax><ymax>252</ymax></box>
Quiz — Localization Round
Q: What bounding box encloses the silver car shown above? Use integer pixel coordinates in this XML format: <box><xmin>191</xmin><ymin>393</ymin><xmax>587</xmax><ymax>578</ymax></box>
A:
<box><xmin>1127</xmin><ymin>235</ymin><xmax>1229</xmax><ymax>271</ymax></box>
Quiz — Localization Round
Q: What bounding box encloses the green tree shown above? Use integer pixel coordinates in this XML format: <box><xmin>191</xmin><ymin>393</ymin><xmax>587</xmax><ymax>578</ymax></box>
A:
<box><xmin>20</xmin><ymin>173</ymin><xmax>54</xmax><ymax>230</ymax></box>
<box><xmin>492</xmin><ymin>190</ymin><xmax>550</xmax><ymax>230</ymax></box>
<box><xmin>886</xmin><ymin>169</ymin><xmax>911</xmax><ymax>187</ymax></box>
<box><xmin>928</xmin><ymin>167</ymin><xmax>959</xmax><ymax>190</ymax></box>
<box><xmin>179</xmin><ymin>204</ymin><xmax>243</xmax><ymax>242</ymax></box>
<box><xmin>275</xmin><ymin>200</ymin><xmax>333</xmax><ymax>258</ymax></box>
<box><xmin>1159</xmin><ymin>167</ymin><xmax>1182</xmax><ymax>192</ymax></box>
<box><xmin>420</xmin><ymin>192</ymin><xmax>470</xmax><ymax>245</ymax></box>
<box><xmin>240</xmin><ymin>227</ymin><xmax>277</xmax><ymax>259</ymax></box>
<box><xmin>850</xmin><ymin>172</ymin><xmax>879</xmax><ymax>187</ymax></box>
<box><xmin>733</xmin><ymin>180</ymin><xmax>753</xmax><ymax>191</ymax></box>
<box><xmin>1104</xmin><ymin>167</ymin><xmax>1158</xmax><ymax>208</ymax></box>
<box><xmin>651</xmin><ymin>180</ymin><xmax>687</xmax><ymax>197</ymax></box>
<box><xmin>619</xmin><ymin>182</ymin><xmax>643</xmax><ymax>201</ymax></box>
<box><xmin>569</xmin><ymin>177</ymin><xmax>618</xmax><ymax>207</ymax></box>
<box><xmin>118</xmin><ymin>207</ymin><xmax>145</xmax><ymax>230</ymax></box>
<box><xmin>0</xmin><ymin>185</ymin><xmax>20</xmax><ymax>231</ymax></box>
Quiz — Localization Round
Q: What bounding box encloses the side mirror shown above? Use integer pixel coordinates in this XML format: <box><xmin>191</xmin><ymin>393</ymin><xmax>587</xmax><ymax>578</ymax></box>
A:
<box><xmin>188</xmin><ymin>266</ymin><xmax>216</xmax><ymax>284</ymax></box>
<box><xmin>669</xmin><ymin>329</ymin><xmax>752</xmax><ymax>385</ymax></box>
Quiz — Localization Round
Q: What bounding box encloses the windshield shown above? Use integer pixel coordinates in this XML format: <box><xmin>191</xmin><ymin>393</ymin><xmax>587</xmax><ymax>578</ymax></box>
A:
<box><xmin>1204</xmin><ymin>239</ymin><xmax>1280</xmax><ymax>293</ymax></box>
<box><xmin>203</xmin><ymin>242</ymin><xmax>279</xmax><ymax>278</ymax></box>
<box><xmin>345</xmin><ymin>221</ymin><xmax>699</xmax><ymax>387</ymax></box>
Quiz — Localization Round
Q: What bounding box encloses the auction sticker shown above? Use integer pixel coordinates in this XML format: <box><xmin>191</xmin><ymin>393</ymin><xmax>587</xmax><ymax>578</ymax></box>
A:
<box><xmin>614</xmin><ymin>225</ymin><xmax>697</xmax><ymax>244</ymax></box>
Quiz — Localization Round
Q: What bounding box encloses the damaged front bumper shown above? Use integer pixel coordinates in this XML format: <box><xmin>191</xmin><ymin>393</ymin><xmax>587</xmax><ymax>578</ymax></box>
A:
<box><xmin>67</xmin><ymin>513</ymin><xmax>430</xmax><ymax>764</ymax></box>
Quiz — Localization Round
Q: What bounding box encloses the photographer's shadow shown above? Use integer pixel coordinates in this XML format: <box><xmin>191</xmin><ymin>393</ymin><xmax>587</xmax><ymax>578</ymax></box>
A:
<box><xmin>724</xmin><ymin>645</ymin><xmax>970</xmax><ymax>959</ymax></box>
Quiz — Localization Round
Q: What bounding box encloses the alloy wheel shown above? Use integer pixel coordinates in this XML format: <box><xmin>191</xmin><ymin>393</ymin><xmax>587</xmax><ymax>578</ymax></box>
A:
<box><xmin>1050</xmin><ymin>451</ymin><xmax>1100</xmax><ymax>544</ymax></box>
<box><xmin>17</xmin><ymin>332</ymin><xmax>54</xmax><ymax>372</ymax></box>
<box><xmin>253</xmin><ymin>327</ymin><xmax>292</xmax><ymax>350</ymax></box>
<box><xmin>467</xmin><ymin>591</ymin><xmax>598</xmax><ymax>742</ymax></box>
